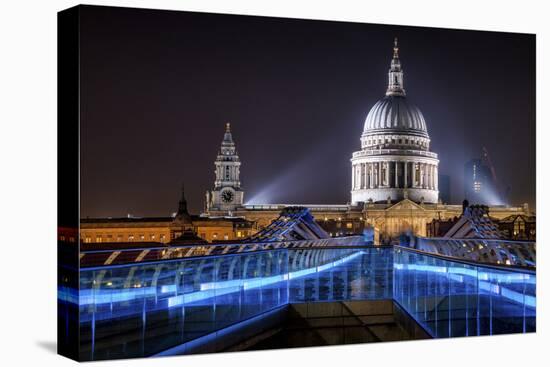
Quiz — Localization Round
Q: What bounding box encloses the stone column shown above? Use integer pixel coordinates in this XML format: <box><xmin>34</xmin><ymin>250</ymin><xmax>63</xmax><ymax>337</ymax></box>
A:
<box><xmin>426</xmin><ymin>164</ymin><xmax>430</xmax><ymax>189</ymax></box>
<box><xmin>378</xmin><ymin>162</ymin><xmax>382</xmax><ymax>187</ymax></box>
<box><xmin>394</xmin><ymin>161</ymin><xmax>398</xmax><ymax>188</ymax></box>
<box><xmin>359</xmin><ymin>164</ymin><xmax>363</xmax><ymax>190</ymax></box>
<box><xmin>365</xmin><ymin>163</ymin><xmax>368</xmax><ymax>189</ymax></box>
<box><xmin>434</xmin><ymin>165</ymin><xmax>438</xmax><ymax>190</ymax></box>
<box><xmin>357</xmin><ymin>164</ymin><xmax>361</xmax><ymax>190</ymax></box>
<box><xmin>358</xmin><ymin>164</ymin><xmax>362</xmax><ymax>189</ymax></box>
<box><xmin>385</xmin><ymin>162</ymin><xmax>390</xmax><ymax>187</ymax></box>
<box><xmin>370</xmin><ymin>163</ymin><xmax>374</xmax><ymax>189</ymax></box>
<box><xmin>356</xmin><ymin>164</ymin><xmax>359</xmax><ymax>190</ymax></box>
<box><xmin>424</xmin><ymin>163</ymin><xmax>428</xmax><ymax>189</ymax></box>
<box><xmin>364</xmin><ymin>163</ymin><xmax>367</xmax><ymax>189</ymax></box>
<box><xmin>351</xmin><ymin>164</ymin><xmax>357</xmax><ymax>190</ymax></box>
<box><xmin>367</xmin><ymin>163</ymin><xmax>373</xmax><ymax>189</ymax></box>
<box><xmin>404</xmin><ymin>161</ymin><xmax>408</xmax><ymax>188</ymax></box>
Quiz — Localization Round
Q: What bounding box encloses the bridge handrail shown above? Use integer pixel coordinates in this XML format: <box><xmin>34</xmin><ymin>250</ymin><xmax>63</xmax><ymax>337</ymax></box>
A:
<box><xmin>418</xmin><ymin>237</ymin><xmax>536</xmax><ymax>245</ymax></box>
<box><xmin>395</xmin><ymin>245</ymin><xmax>536</xmax><ymax>274</ymax></box>
<box><xmin>80</xmin><ymin>235</ymin><xmax>366</xmax><ymax>254</ymax></box>
<box><xmin>79</xmin><ymin>235</ymin><xmax>370</xmax><ymax>268</ymax></box>
<box><xmin>412</xmin><ymin>236</ymin><xmax>536</xmax><ymax>268</ymax></box>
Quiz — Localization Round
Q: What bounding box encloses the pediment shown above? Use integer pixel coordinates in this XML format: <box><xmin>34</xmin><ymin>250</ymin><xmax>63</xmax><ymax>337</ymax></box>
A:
<box><xmin>386</xmin><ymin>199</ymin><xmax>424</xmax><ymax>212</ymax></box>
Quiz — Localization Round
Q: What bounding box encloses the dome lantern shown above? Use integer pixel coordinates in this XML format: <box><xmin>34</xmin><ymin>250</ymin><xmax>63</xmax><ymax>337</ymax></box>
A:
<box><xmin>386</xmin><ymin>37</ymin><xmax>405</xmax><ymax>97</ymax></box>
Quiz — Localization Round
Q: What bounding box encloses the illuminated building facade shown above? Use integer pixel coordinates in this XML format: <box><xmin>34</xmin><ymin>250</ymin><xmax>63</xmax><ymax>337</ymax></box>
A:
<box><xmin>80</xmin><ymin>40</ymin><xmax>531</xmax><ymax>244</ymax></box>
<box><xmin>205</xmin><ymin>40</ymin><xmax>530</xmax><ymax>242</ymax></box>
<box><xmin>497</xmin><ymin>214</ymin><xmax>536</xmax><ymax>240</ymax></box>
<box><xmin>464</xmin><ymin>158</ymin><xmax>498</xmax><ymax>205</ymax></box>
<box><xmin>80</xmin><ymin>187</ymin><xmax>255</xmax><ymax>245</ymax></box>
<box><xmin>351</xmin><ymin>38</ymin><xmax>439</xmax><ymax>205</ymax></box>
<box><xmin>206</xmin><ymin>123</ymin><xmax>245</xmax><ymax>214</ymax></box>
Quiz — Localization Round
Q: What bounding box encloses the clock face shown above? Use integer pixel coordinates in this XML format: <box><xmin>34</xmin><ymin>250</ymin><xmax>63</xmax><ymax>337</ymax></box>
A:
<box><xmin>221</xmin><ymin>190</ymin><xmax>234</xmax><ymax>203</ymax></box>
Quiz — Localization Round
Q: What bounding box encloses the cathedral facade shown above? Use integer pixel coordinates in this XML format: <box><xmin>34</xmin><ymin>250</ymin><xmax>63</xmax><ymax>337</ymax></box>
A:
<box><xmin>205</xmin><ymin>40</ymin><xmax>529</xmax><ymax>242</ymax></box>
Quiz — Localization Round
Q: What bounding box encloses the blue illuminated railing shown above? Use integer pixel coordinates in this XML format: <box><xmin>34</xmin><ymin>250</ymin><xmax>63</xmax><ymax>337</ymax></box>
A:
<box><xmin>76</xmin><ymin>247</ymin><xmax>392</xmax><ymax>361</ymax></box>
<box><xmin>65</xmin><ymin>243</ymin><xmax>536</xmax><ymax>361</ymax></box>
<box><xmin>393</xmin><ymin>246</ymin><xmax>536</xmax><ymax>338</ymax></box>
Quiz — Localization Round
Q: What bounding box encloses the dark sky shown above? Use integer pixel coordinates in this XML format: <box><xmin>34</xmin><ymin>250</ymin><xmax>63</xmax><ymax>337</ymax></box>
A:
<box><xmin>79</xmin><ymin>5</ymin><xmax>535</xmax><ymax>218</ymax></box>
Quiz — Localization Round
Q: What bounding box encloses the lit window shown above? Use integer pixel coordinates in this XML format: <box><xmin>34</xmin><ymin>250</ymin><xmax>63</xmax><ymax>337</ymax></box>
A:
<box><xmin>150</xmin><ymin>234</ymin><xmax>156</xmax><ymax>241</ymax></box>
<box><xmin>139</xmin><ymin>234</ymin><xmax>145</xmax><ymax>241</ymax></box>
<box><xmin>128</xmin><ymin>235</ymin><xmax>134</xmax><ymax>242</ymax></box>
<box><xmin>346</xmin><ymin>223</ymin><xmax>353</xmax><ymax>229</ymax></box>
<box><xmin>117</xmin><ymin>235</ymin><xmax>122</xmax><ymax>242</ymax></box>
<box><xmin>84</xmin><ymin>237</ymin><xmax>91</xmax><ymax>243</ymax></box>
<box><xmin>96</xmin><ymin>236</ymin><xmax>102</xmax><ymax>243</ymax></box>
<box><xmin>213</xmin><ymin>233</ymin><xmax>218</xmax><ymax>239</ymax></box>
<box><xmin>237</xmin><ymin>231</ymin><xmax>242</xmax><ymax>237</ymax></box>
<box><xmin>224</xmin><ymin>234</ymin><xmax>229</xmax><ymax>240</ymax></box>
<box><xmin>473</xmin><ymin>181</ymin><xmax>481</xmax><ymax>192</ymax></box>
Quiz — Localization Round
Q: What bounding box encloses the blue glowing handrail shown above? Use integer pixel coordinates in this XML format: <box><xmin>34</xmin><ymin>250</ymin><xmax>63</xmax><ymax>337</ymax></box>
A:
<box><xmin>395</xmin><ymin>246</ymin><xmax>535</xmax><ymax>274</ymax></box>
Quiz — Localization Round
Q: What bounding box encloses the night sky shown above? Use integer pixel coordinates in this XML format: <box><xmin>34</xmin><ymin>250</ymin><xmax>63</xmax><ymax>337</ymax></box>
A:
<box><xmin>79</xmin><ymin>5</ymin><xmax>535</xmax><ymax>218</ymax></box>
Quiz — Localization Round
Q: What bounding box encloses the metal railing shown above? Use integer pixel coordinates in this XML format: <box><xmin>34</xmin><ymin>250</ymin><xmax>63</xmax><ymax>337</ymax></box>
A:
<box><xmin>79</xmin><ymin>235</ymin><xmax>368</xmax><ymax>268</ymax></box>
<box><xmin>412</xmin><ymin>237</ymin><xmax>536</xmax><ymax>268</ymax></box>
<box><xmin>394</xmin><ymin>246</ymin><xmax>535</xmax><ymax>338</ymax></box>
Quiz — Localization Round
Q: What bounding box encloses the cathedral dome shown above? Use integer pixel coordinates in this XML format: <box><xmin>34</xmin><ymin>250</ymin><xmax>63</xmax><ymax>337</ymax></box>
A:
<box><xmin>351</xmin><ymin>38</ymin><xmax>439</xmax><ymax>206</ymax></box>
<box><xmin>363</xmin><ymin>95</ymin><xmax>428</xmax><ymax>137</ymax></box>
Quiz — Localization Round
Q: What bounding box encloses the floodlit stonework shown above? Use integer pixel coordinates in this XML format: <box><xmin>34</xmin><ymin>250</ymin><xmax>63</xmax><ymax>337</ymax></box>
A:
<box><xmin>351</xmin><ymin>38</ymin><xmax>438</xmax><ymax>205</ymax></box>
<box><xmin>205</xmin><ymin>39</ymin><xmax>529</xmax><ymax>242</ymax></box>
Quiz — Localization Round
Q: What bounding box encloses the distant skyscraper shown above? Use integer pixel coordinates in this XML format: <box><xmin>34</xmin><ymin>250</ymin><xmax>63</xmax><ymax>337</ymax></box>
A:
<box><xmin>464</xmin><ymin>158</ymin><xmax>500</xmax><ymax>205</ymax></box>
<box><xmin>438</xmin><ymin>174</ymin><xmax>451</xmax><ymax>204</ymax></box>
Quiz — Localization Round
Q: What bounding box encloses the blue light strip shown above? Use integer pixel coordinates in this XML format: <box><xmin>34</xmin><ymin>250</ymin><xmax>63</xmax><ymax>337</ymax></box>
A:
<box><xmin>393</xmin><ymin>262</ymin><xmax>536</xmax><ymax>308</ymax></box>
<box><xmin>73</xmin><ymin>251</ymin><xmax>365</xmax><ymax>308</ymax></box>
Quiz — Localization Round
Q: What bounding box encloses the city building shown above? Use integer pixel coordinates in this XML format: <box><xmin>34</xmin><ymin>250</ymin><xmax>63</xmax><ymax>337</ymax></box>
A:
<box><xmin>80</xmin><ymin>186</ymin><xmax>256</xmax><ymax>245</ymax></box>
<box><xmin>205</xmin><ymin>40</ymin><xmax>529</xmax><ymax>242</ymax></box>
<box><xmin>464</xmin><ymin>148</ymin><xmax>502</xmax><ymax>205</ymax></box>
<box><xmin>80</xmin><ymin>40</ymin><xmax>531</xmax><ymax>244</ymax></box>
<box><xmin>497</xmin><ymin>214</ymin><xmax>536</xmax><ymax>240</ymax></box>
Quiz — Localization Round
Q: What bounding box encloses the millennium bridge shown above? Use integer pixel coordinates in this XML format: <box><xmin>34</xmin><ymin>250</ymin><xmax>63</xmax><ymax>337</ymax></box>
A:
<box><xmin>58</xmin><ymin>207</ymin><xmax>536</xmax><ymax>361</ymax></box>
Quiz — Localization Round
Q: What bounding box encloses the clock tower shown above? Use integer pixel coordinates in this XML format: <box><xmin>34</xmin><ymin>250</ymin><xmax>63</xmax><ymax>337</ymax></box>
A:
<box><xmin>206</xmin><ymin>123</ymin><xmax>244</xmax><ymax>214</ymax></box>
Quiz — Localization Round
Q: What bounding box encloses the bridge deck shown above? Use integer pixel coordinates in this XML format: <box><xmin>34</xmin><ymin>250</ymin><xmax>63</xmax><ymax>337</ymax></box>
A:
<box><xmin>58</xmin><ymin>245</ymin><xmax>536</xmax><ymax>361</ymax></box>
